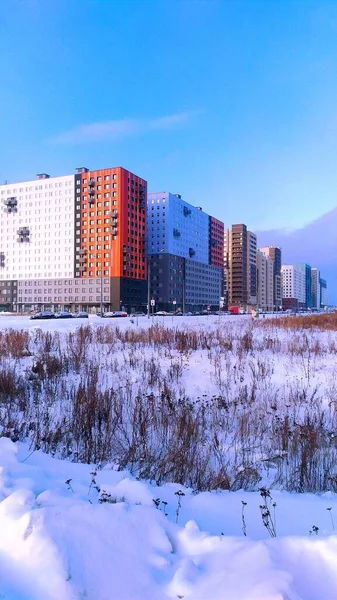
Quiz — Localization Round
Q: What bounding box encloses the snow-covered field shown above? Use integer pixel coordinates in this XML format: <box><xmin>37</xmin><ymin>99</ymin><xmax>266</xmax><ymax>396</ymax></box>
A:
<box><xmin>1</xmin><ymin>313</ymin><xmax>337</xmax><ymax>599</ymax></box>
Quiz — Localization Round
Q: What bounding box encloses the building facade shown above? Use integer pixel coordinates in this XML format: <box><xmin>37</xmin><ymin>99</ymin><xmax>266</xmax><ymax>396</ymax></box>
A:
<box><xmin>147</xmin><ymin>192</ymin><xmax>209</xmax><ymax>262</ymax></box>
<box><xmin>247</xmin><ymin>231</ymin><xmax>257</xmax><ymax>305</ymax></box>
<box><xmin>311</xmin><ymin>268</ymin><xmax>321</xmax><ymax>310</ymax></box>
<box><xmin>0</xmin><ymin>166</ymin><xmax>148</xmax><ymax>313</ymax></box>
<box><xmin>257</xmin><ymin>250</ymin><xmax>274</xmax><ymax>311</ymax></box>
<box><xmin>295</xmin><ymin>263</ymin><xmax>312</xmax><ymax>309</ymax></box>
<box><xmin>147</xmin><ymin>192</ymin><xmax>223</xmax><ymax>311</ymax></box>
<box><xmin>225</xmin><ymin>224</ymin><xmax>258</xmax><ymax>308</ymax></box>
<box><xmin>281</xmin><ymin>264</ymin><xmax>306</xmax><ymax>309</ymax></box>
<box><xmin>260</xmin><ymin>246</ymin><xmax>282</xmax><ymax>310</ymax></box>
<box><xmin>0</xmin><ymin>281</ymin><xmax>17</xmax><ymax>311</ymax></box>
<box><xmin>320</xmin><ymin>278</ymin><xmax>328</xmax><ymax>308</ymax></box>
<box><xmin>209</xmin><ymin>215</ymin><xmax>224</xmax><ymax>297</ymax></box>
<box><xmin>76</xmin><ymin>166</ymin><xmax>147</xmax><ymax>312</ymax></box>
<box><xmin>224</xmin><ymin>224</ymin><xmax>247</xmax><ymax>307</ymax></box>
<box><xmin>0</xmin><ymin>173</ymin><xmax>75</xmax><ymax>283</ymax></box>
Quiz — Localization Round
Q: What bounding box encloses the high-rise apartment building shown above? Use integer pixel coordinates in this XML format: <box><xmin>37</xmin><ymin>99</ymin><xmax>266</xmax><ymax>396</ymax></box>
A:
<box><xmin>260</xmin><ymin>246</ymin><xmax>282</xmax><ymax>310</ymax></box>
<box><xmin>320</xmin><ymin>278</ymin><xmax>328</xmax><ymax>308</ymax></box>
<box><xmin>0</xmin><ymin>173</ymin><xmax>75</xmax><ymax>282</ymax></box>
<box><xmin>225</xmin><ymin>224</ymin><xmax>257</xmax><ymax>308</ymax></box>
<box><xmin>76</xmin><ymin>167</ymin><xmax>147</xmax><ymax>311</ymax></box>
<box><xmin>147</xmin><ymin>192</ymin><xmax>223</xmax><ymax>311</ymax></box>
<box><xmin>257</xmin><ymin>250</ymin><xmax>274</xmax><ymax>311</ymax></box>
<box><xmin>224</xmin><ymin>224</ymin><xmax>247</xmax><ymax>307</ymax></box>
<box><xmin>0</xmin><ymin>166</ymin><xmax>147</xmax><ymax>313</ymax></box>
<box><xmin>247</xmin><ymin>231</ymin><xmax>257</xmax><ymax>305</ymax></box>
<box><xmin>281</xmin><ymin>265</ymin><xmax>306</xmax><ymax>309</ymax></box>
<box><xmin>295</xmin><ymin>263</ymin><xmax>312</xmax><ymax>309</ymax></box>
<box><xmin>311</xmin><ymin>268</ymin><xmax>321</xmax><ymax>310</ymax></box>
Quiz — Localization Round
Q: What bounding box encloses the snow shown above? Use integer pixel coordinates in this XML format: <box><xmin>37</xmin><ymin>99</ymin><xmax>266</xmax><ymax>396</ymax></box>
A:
<box><xmin>0</xmin><ymin>437</ymin><xmax>337</xmax><ymax>599</ymax></box>
<box><xmin>1</xmin><ymin>314</ymin><xmax>337</xmax><ymax>598</ymax></box>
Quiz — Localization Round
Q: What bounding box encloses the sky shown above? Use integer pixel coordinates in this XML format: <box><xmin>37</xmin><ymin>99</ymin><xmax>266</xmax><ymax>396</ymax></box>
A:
<box><xmin>1</xmin><ymin>0</ymin><xmax>337</xmax><ymax>234</ymax></box>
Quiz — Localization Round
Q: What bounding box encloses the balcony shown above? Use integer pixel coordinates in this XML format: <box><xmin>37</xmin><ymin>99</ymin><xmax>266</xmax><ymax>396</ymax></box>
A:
<box><xmin>189</xmin><ymin>247</ymin><xmax>195</xmax><ymax>258</ymax></box>
<box><xmin>17</xmin><ymin>227</ymin><xmax>30</xmax><ymax>243</ymax></box>
<box><xmin>4</xmin><ymin>197</ymin><xmax>17</xmax><ymax>213</ymax></box>
<box><xmin>183</xmin><ymin>206</ymin><xmax>191</xmax><ymax>217</ymax></box>
<box><xmin>173</xmin><ymin>228</ymin><xmax>181</xmax><ymax>238</ymax></box>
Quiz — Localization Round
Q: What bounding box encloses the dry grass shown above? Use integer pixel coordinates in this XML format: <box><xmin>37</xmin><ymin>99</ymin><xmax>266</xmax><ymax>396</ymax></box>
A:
<box><xmin>0</xmin><ymin>320</ymin><xmax>337</xmax><ymax>492</ymax></box>
<box><xmin>261</xmin><ymin>312</ymin><xmax>337</xmax><ymax>331</ymax></box>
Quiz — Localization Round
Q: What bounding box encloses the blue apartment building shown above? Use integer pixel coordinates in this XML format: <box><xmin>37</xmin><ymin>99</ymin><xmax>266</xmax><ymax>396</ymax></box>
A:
<box><xmin>295</xmin><ymin>263</ymin><xmax>312</xmax><ymax>308</ymax></box>
<box><xmin>147</xmin><ymin>192</ymin><xmax>223</xmax><ymax>311</ymax></box>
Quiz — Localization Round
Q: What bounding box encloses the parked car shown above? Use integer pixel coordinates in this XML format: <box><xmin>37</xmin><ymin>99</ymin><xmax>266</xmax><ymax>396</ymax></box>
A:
<box><xmin>74</xmin><ymin>311</ymin><xmax>89</xmax><ymax>318</ymax></box>
<box><xmin>55</xmin><ymin>311</ymin><xmax>73</xmax><ymax>318</ymax></box>
<box><xmin>102</xmin><ymin>311</ymin><xmax>128</xmax><ymax>318</ymax></box>
<box><xmin>130</xmin><ymin>312</ymin><xmax>146</xmax><ymax>317</ymax></box>
<box><xmin>154</xmin><ymin>311</ymin><xmax>169</xmax><ymax>316</ymax></box>
<box><xmin>30</xmin><ymin>311</ymin><xmax>56</xmax><ymax>320</ymax></box>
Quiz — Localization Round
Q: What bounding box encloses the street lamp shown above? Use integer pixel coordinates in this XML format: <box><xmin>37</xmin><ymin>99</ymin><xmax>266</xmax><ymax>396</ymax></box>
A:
<box><xmin>173</xmin><ymin>260</ymin><xmax>185</xmax><ymax>314</ymax></box>
<box><xmin>147</xmin><ymin>256</ymin><xmax>151</xmax><ymax>319</ymax></box>
<box><xmin>147</xmin><ymin>248</ymin><xmax>166</xmax><ymax>319</ymax></box>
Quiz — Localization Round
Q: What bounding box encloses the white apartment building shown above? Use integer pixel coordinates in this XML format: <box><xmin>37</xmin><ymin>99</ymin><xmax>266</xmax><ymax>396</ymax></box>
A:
<box><xmin>0</xmin><ymin>173</ymin><xmax>75</xmax><ymax>281</ymax></box>
<box><xmin>257</xmin><ymin>250</ymin><xmax>274</xmax><ymax>311</ymax></box>
<box><xmin>259</xmin><ymin>246</ymin><xmax>282</xmax><ymax>310</ymax></box>
<box><xmin>281</xmin><ymin>265</ymin><xmax>306</xmax><ymax>304</ymax></box>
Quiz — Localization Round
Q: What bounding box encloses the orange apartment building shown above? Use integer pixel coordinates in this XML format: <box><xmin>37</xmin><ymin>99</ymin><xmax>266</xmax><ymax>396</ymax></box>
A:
<box><xmin>75</xmin><ymin>166</ymin><xmax>147</xmax><ymax>312</ymax></box>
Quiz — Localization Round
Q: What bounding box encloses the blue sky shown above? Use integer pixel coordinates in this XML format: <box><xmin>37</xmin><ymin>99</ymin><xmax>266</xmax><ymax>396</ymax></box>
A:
<box><xmin>1</xmin><ymin>0</ymin><xmax>337</xmax><ymax>232</ymax></box>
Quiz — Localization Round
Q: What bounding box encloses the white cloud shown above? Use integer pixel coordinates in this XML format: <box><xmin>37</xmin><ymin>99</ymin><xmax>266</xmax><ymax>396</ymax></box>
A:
<box><xmin>53</xmin><ymin>110</ymin><xmax>202</xmax><ymax>144</ymax></box>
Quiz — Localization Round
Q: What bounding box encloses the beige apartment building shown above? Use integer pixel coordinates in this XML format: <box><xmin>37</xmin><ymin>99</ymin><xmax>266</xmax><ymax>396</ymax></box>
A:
<box><xmin>224</xmin><ymin>224</ymin><xmax>258</xmax><ymax>308</ymax></box>
<box><xmin>259</xmin><ymin>246</ymin><xmax>282</xmax><ymax>310</ymax></box>
<box><xmin>257</xmin><ymin>250</ymin><xmax>274</xmax><ymax>311</ymax></box>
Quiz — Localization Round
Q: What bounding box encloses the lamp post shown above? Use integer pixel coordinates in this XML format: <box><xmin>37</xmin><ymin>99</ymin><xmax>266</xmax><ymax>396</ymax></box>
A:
<box><xmin>146</xmin><ymin>249</ymin><xmax>165</xmax><ymax>318</ymax></box>
<box><xmin>147</xmin><ymin>256</ymin><xmax>151</xmax><ymax>319</ymax></box>
<box><xmin>182</xmin><ymin>261</ymin><xmax>186</xmax><ymax>314</ymax></box>
<box><xmin>173</xmin><ymin>260</ymin><xmax>185</xmax><ymax>314</ymax></box>
<box><xmin>100</xmin><ymin>264</ymin><xmax>103</xmax><ymax>317</ymax></box>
